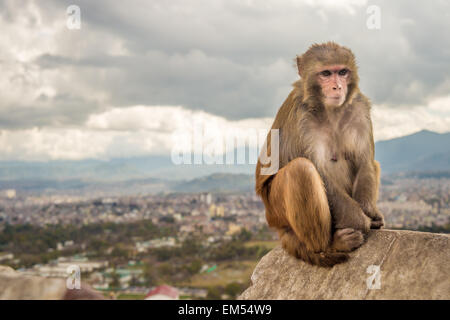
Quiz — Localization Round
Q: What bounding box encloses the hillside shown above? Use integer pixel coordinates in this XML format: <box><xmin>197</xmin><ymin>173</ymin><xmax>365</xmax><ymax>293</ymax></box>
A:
<box><xmin>375</xmin><ymin>130</ymin><xmax>450</xmax><ymax>173</ymax></box>
<box><xmin>0</xmin><ymin>130</ymin><xmax>447</xmax><ymax>194</ymax></box>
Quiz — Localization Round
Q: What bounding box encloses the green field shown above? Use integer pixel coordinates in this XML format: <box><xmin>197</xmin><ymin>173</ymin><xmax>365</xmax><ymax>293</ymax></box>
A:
<box><xmin>117</xmin><ymin>293</ymin><xmax>146</xmax><ymax>300</ymax></box>
<box><xmin>97</xmin><ymin>239</ymin><xmax>280</xmax><ymax>299</ymax></box>
<box><xmin>243</xmin><ymin>240</ymin><xmax>278</xmax><ymax>249</ymax></box>
<box><xmin>179</xmin><ymin>260</ymin><xmax>257</xmax><ymax>288</ymax></box>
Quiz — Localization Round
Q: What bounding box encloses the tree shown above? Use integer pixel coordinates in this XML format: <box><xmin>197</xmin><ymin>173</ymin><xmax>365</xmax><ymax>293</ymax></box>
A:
<box><xmin>143</xmin><ymin>264</ymin><xmax>157</xmax><ymax>287</ymax></box>
<box><xmin>233</xmin><ymin>228</ymin><xmax>252</xmax><ymax>242</ymax></box>
<box><xmin>225</xmin><ymin>282</ymin><xmax>245</xmax><ymax>298</ymax></box>
<box><xmin>181</xmin><ymin>236</ymin><xmax>203</xmax><ymax>255</ymax></box>
<box><xmin>186</xmin><ymin>259</ymin><xmax>203</xmax><ymax>275</ymax></box>
<box><xmin>206</xmin><ymin>286</ymin><xmax>223</xmax><ymax>300</ymax></box>
<box><xmin>110</xmin><ymin>270</ymin><xmax>121</xmax><ymax>289</ymax></box>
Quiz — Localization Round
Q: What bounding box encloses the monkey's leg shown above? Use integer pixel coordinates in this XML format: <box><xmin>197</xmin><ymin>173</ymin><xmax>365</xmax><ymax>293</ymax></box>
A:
<box><xmin>278</xmin><ymin>228</ymin><xmax>363</xmax><ymax>267</ymax></box>
<box><xmin>269</xmin><ymin>157</ymin><xmax>363</xmax><ymax>267</ymax></box>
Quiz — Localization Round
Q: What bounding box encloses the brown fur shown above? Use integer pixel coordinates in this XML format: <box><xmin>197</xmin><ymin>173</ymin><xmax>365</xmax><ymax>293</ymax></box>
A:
<box><xmin>256</xmin><ymin>42</ymin><xmax>384</xmax><ymax>267</ymax></box>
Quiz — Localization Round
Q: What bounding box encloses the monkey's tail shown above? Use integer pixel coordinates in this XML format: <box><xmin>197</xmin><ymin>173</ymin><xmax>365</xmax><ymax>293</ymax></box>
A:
<box><xmin>301</xmin><ymin>250</ymin><xmax>349</xmax><ymax>268</ymax></box>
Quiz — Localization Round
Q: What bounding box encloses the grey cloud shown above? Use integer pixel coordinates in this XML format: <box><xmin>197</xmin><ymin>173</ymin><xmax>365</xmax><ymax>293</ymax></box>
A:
<box><xmin>2</xmin><ymin>0</ymin><xmax>450</xmax><ymax>128</ymax></box>
<box><xmin>62</xmin><ymin>0</ymin><xmax>450</xmax><ymax>108</ymax></box>
<box><xmin>33</xmin><ymin>49</ymin><xmax>296</xmax><ymax>119</ymax></box>
<box><xmin>0</xmin><ymin>94</ymin><xmax>99</xmax><ymax>129</ymax></box>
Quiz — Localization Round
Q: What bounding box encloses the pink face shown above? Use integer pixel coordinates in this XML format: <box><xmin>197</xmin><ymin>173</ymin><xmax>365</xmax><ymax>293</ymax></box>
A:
<box><xmin>317</xmin><ymin>64</ymin><xmax>350</xmax><ymax>107</ymax></box>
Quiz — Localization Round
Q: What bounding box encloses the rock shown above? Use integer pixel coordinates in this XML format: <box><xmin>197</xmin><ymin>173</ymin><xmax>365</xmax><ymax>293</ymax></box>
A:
<box><xmin>239</xmin><ymin>229</ymin><xmax>450</xmax><ymax>300</ymax></box>
<box><xmin>0</xmin><ymin>266</ymin><xmax>67</xmax><ymax>299</ymax></box>
<box><xmin>0</xmin><ymin>265</ymin><xmax>105</xmax><ymax>300</ymax></box>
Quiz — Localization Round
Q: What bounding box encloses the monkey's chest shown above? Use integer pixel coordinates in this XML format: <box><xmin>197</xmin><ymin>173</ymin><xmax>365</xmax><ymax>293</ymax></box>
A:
<box><xmin>310</xmin><ymin>137</ymin><xmax>354</xmax><ymax>191</ymax></box>
<box><xmin>311</xmin><ymin>138</ymin><xmax>347</xmax><ymax>166</ymax></box>
<box><xmin>308</xmin><ymin>126</ymin><xmax>361</xmax><ymax>166</ymax></box>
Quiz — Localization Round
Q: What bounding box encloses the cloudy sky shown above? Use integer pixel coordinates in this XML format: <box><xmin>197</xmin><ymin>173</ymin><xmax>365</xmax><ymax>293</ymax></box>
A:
<box><xmin>0</xmin><ymin>0</ymin><xmax>449</xmax><ymax>161</ymax></box>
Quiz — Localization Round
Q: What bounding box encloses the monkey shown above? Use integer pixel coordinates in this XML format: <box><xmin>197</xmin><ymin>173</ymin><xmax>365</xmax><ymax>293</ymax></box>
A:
<box><xmin>255</xmin><ymin>42</ymin><xmax>384</xmax><ymax>267</ymax></box>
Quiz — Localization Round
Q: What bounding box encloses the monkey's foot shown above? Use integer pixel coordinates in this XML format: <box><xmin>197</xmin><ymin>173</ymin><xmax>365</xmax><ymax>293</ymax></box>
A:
<box><xmin>370</xmin><ymin>218</ymin><xmax>384</xmax><ymax>229</ymax></box>
<box><xmin>331</xmin><ymin>228</ymin><xmax>364</xmax><ymax>252</ymax></box>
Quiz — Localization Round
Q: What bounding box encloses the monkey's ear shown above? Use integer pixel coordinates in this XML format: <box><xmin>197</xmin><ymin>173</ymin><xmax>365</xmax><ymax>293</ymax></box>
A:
<box><xmin>296</xmin><ymin>55</ymin><xmax>303</xmax><ymax>77</ymax></box>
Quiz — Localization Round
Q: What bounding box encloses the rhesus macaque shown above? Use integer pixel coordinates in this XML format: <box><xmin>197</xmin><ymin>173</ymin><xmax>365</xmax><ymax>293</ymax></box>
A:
<box><xmin>255</xmin><ymin>42</ymin><xmax>384</xmax><ymax>267</ymax></box>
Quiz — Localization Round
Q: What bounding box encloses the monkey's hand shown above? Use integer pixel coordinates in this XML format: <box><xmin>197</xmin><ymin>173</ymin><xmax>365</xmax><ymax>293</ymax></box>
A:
<box><xmin>334</xmin><ymin>206</ymin><xmax>371</xmax><ymax>234</ymax></box>
<box><xmin>359</xmin><ymin>202</ymin><xmax>385</xmax><ymax>229</ymax></box>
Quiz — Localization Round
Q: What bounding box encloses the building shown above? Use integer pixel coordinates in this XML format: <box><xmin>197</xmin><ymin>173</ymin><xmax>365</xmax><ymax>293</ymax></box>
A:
<box><xmin>135</xmin><ymin>237</ymin><xmax>178</xmax><ymax>253</ymax></box>
<box><xmin>226</xmin><ymin>223</ymin><xmax>241</xmax><ymax>236</ymax></box>
<box><xmin>0</xmin><ymin>253</ymin><xmax>14</xmax><ymax>262</ymax></box>
<box><xmin>145</xmin><ymin>285</ymin><xmax>179</xmax><ymax>300</ymax></box>
<box><xmin>200</xmin><ymin>193</ymin><xmax>212</xmax><ymax>205</ymax></box>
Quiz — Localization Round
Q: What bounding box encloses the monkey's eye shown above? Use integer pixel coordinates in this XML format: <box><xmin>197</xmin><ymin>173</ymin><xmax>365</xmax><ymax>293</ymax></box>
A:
<box><xmin>338</xmin><ymin>69</ymin><xmax>348</xmax><ymax>76</ymax></box>
<box><xmin>320</xmin><ymin>70</ymin><xmax>332</xmax><ymax>77</ymax></box>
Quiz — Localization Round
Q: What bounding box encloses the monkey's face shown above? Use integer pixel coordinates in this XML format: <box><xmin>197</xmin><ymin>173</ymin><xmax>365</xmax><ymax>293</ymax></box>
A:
<box><xmin>317</xmin><ymin>64</ymin><xmax>350</xmax><ymax>107</ymax></box>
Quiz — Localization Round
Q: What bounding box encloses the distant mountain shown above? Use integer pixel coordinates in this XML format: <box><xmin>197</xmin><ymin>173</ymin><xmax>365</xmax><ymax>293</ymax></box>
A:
<box><xmin>0</xmin><ymin>156</ymin><xmax>173</xmax><ymax>182</ymax></box>
<box><xmin>0</xmin><ymin>148</ymin><xmax>257</xmax><ymax>182</ymax></box>
<box><xmin>375</xmin><ymin>130</ymin><xmax>450</xmax><ymax>174</ymax></box>
<box><xmin>0</xmin><ymin>130</ymin><xmax>448</xmax><ymax>191</ymax></box>
<box><xmin>173</xmin><ymin>173</ymin><xmax>254</xmax><ymax>193</ymax></box>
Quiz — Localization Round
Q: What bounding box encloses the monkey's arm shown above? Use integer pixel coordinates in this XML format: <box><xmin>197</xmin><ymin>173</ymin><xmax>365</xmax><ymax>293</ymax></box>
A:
<box><xmin>352</xmin><ymin>161</ymin><xmax>384</xmax><ymax>228</ymax></box>
<box><xmin>349</xmin><ymin>107</ymin><xmax>385</xmax><ymax>228</ymax></box>
<box><xmin>323</xmin><ymin>176</ymin><xmax>371</xmax><ymax>233</ymax></box>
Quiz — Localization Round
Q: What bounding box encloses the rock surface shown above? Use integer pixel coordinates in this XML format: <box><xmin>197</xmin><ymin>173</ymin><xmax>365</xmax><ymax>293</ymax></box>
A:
<box><xmin>0</xmin><ymin>265</ymin><xmax>67</xmax><ymax>299</ymax></box>
<box><xmin>0</xmin><ymin>265</ymin><xmax>105</xmax><ymax>300</ymax></box>
<box><xmin>239</xmin><ymin>229</ymin><xmax>450</xmax><ymax>300</ymax></box>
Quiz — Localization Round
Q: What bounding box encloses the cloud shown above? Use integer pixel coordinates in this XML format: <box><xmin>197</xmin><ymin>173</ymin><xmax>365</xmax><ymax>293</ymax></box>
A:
<box><xmin>372</xmin><ymin>95</ymin><xmax>450</xmax><ymax>141</ymax></box>
<box><xmin>0</xmin><ymin>105</ymin><xmax>273</xmax><ymax>161</ymax></box>
<box><xmin>0</xmin><ymin>0</ymin><xmax>449</xmax><ymax>160</ymax></box>
<box><xmin>0</xmin><ymin>98</ymin><xmax>448</xmax><ymax>161</ymax></box>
